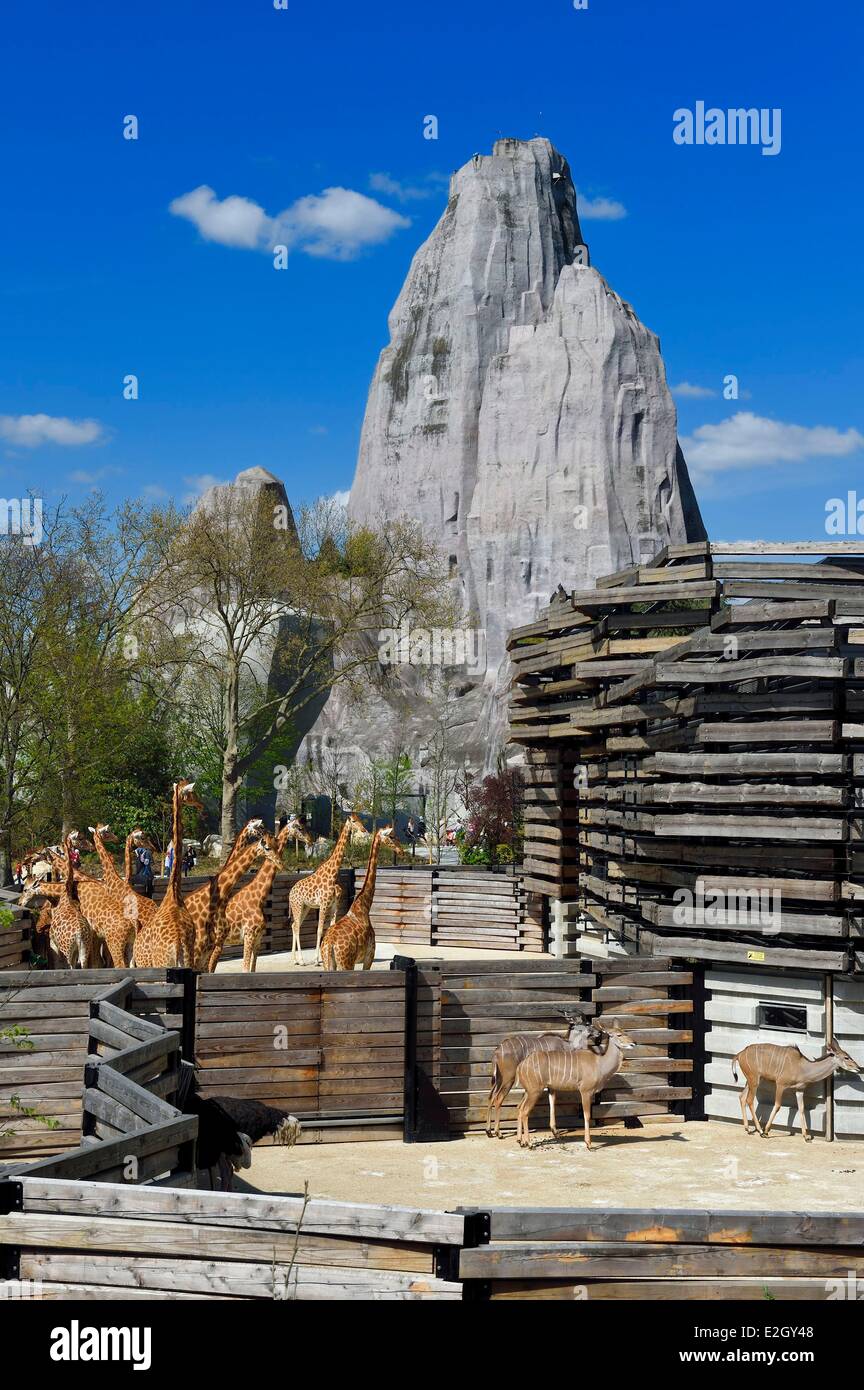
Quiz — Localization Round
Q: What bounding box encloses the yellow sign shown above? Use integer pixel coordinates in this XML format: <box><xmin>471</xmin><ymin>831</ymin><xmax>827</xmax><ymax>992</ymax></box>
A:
<box><xmin>746</xmin><ymin>950</ymin><xmax>765</xmax><ymax>962</ymax></box>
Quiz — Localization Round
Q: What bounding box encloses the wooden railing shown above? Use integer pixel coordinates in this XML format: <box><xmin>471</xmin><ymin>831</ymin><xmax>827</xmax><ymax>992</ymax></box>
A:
<box><xmin>0</xmin><ymin>1176</ymin><xmax>465</xmax><ymax>1300</ymax></box>
<box><xmin>4</xmin><ymin>975</ymin><xmax>196</xmax><ymax>1183</ymax></box>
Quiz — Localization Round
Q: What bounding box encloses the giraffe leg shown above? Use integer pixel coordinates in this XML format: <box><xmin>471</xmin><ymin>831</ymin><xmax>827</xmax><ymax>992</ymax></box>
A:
<box><xmin>290</xmin><ymin>903</ymin><xmax>308</xmax><ymax>965</ymax></box>
<box><xmin>361</xmin><ymin>932</ymin><xmax>375</xmax><ymax>970</ymax></box>
<box><xmin>314</xmin><ymin>902</ymin><xmax>329</xmax><ymax>966</ymax></box>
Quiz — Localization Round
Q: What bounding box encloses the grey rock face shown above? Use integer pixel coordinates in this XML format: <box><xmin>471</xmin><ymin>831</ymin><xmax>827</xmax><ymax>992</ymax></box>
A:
<box><xmin>307</xmin><ymin>137</ymin><xmax>705</xmax><ymax>770</ymax></box>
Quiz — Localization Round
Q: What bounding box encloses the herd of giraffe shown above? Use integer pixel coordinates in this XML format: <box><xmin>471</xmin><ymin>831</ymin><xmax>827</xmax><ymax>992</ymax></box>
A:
<box><xmin>19</xmin><ymin>778</ymin><xmax>405</xmax><ymax>975</ymax></box>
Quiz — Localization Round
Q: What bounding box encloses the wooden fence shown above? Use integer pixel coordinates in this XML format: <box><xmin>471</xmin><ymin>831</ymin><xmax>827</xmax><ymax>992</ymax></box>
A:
<box><xmin>0</xmin><ymin>1176</ymin><xmax>464</xmax><ymax>1300</ymax></box>
<box><xmin>2</xmin><ymin>1184</ymin><xmax>860</xmax><ymax>1300</ymax></box>
<box><xmin>414</xmin><ymin>956</ymin><xmax>694</xmax><ymax>1135</ymax></box>
<box><xmin>150</xmin><ymin>866</ymin><xmax>547</xmax><ymax>956</ymax></box>
<box><xmin>0</xmin><ymin>969</ymin><xmax>186</xmax><ymax>1162</ymax></box>
<box><xmin>195</xmin><ymin>971</ymin><xmax>408</xmax><ymax>1141</ymax></box>
<box><xmin>459</xmin><ymin>1207</ymin><xmax>864</xmax><ymax>1300</ymax></box>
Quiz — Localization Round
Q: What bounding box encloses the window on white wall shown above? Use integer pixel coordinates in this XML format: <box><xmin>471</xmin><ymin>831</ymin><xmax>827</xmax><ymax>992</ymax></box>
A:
<box><xmin>757</xmin><ymin>1002</ymin><xmax>808</xmax><ymax>1032</ymax></box>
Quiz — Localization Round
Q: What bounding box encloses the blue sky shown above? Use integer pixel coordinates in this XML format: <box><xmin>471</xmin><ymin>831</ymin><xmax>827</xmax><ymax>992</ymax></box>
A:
<box><xmin>1</xmin><ymin>0</ymin><xmax>862</xmax><ymax>541</ymax></box>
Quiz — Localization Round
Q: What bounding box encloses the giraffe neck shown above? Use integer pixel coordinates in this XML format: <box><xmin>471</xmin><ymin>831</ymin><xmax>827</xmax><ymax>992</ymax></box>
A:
<box><xmin>167</xmin><ymin>787</ymin><xmax>184</xmax><ymax>901</ymax></box>
<box><xmin>63</xmin><ymin>836</ymin><xmax>79</xmax><ymax>902</ymax></box>
<box><xmin>123</xmin><ymin>836</ymin><xmax>136</xmax><ymax>884</ymax></box>
<box><xmin>357</xmin><ymin>833</ymin><xmax>383</xmax><ymax>911</ymax></box>
<box><xmin>321</xmin><ymin>817</ymin><xmax>352</xmax><ymax>878</ymax></box>
<box><xmin>247</xmin><ymin>834</ymin><xmax>288</xmax><ymax>905</ymax></box>
<box><xmin>216</xmin><ymin>838</ymin><xmax>263</xmax><ymax>896</ymax></box>
<box><xmin>93</xmin><ymin>832</ymin><xmax>122</xmax><ymax>887</ymax></box>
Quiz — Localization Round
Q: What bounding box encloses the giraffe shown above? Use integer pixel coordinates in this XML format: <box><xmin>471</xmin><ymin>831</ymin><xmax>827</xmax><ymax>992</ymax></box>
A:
<box><xmin>183</xmin><ymin>818</ymin><xmax>272</xmax><ymax>972</ymax></box>
<box><xmin>288</xmin><ymin>811</ymin><xmax>368</xmax><ymax>966</ymax></box>
<box><xmin>223</xmin><ymin>816</ymin><xmax>312</xmax><ymax>972</ymax></box>
<box><xmin>91</xmin><ymin>822</ymin><xmax>159</xmax><ymax>938</ymax></box>
<box><xmin>23</xmin><ymin>828</ymin><xmax>157</xmax><ymax>968</ymax></box>
<box><xmin>132</xmin><ymin>779</ymin><xmax>204</xmax><ymax>969</ymax></box>
<box><xmin>321</xmin><ymin>824</ymin><xmax>404</xmax><ymax>971</ymax></box>
<box><xmin>47</xmin><ymin>832</ymin><xmax>95</xmax><ymax>969</ymax></box>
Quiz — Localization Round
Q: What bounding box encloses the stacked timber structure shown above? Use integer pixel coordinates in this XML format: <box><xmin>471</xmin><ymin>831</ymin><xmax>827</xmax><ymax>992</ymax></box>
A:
<box><xmin>509</xmin><ymin>541</ymin><xmax>864</xmax><ymax>975</ymax></box>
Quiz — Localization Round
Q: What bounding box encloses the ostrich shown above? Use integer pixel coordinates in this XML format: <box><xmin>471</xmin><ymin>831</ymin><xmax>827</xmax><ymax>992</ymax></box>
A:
<box><xmin>176</xmin><ymin>1063</ymin><xmax>301</xmax><ymax>1190</ymax></box>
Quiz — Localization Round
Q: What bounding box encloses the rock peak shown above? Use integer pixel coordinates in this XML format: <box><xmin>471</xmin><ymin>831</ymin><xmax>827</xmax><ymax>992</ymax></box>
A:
<box><xmin>310</xmin><ymin>140</ymin><xmax>704</xmax><ymax>768</ymax></box>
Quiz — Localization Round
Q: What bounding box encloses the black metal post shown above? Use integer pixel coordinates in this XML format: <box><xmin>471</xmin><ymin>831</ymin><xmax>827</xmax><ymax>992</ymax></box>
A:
<box><xmin>0</xmin><ymin>1180</ymin><xmax>22</xmax><ymax>1281</ymax></box>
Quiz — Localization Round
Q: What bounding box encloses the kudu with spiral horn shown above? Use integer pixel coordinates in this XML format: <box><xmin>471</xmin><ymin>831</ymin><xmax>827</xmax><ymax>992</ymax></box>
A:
<box><xmin>486</xmin><ymin>1009</ymin><xmax>607</xmax><ymax>1139</ymax></box>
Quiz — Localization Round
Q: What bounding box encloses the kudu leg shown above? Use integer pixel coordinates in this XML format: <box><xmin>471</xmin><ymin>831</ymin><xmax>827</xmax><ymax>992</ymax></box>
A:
<box><xmin>796</xmin><ymin>1089</ymin><xmax>811</xmax><ymax>1141</ymax></box>
<box><xmin>517</xmin><ymin>1087</ymin><xmax>540</xmax><ymax>1148</ymax></box>
<box><xmin>746</xmin><ymin>1077</ymin><xmax>764</xmax><ymax>1135</ymax></box>
<box><xmin>739</xmin><ymin>1077</ymin><xmax>753</xmax><ymax>1132</ymax></box>
<box><xmin>581</xmin><ymin>1088</ymin><xmax>593</xmax><ymax>1150</ymax></box>
<box><xmin>764</xmin><ymin>1082</ymin><xmax>784</xmax><ymax>1137</ymax></box>
<box><xmin>548</xmin><ymin>1090</ymin><xmax>558</xmax><ymax>1140</ymax></box>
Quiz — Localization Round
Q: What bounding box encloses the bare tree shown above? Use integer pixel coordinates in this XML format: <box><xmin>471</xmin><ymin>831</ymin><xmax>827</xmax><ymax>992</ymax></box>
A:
<box><xmin>166</xmin><ymin>488</ymin><xmax>450</xmax><ymax>848</ymax></box>
<box><xmin>421</xmin><ymin>674</ymin><xmax>464</xmax><ymax>863</ymax></box>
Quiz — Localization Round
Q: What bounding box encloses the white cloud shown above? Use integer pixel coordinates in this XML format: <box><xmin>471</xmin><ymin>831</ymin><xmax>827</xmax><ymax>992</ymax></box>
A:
<box><xmin>170</xmin><ymin>183</ymin><xmax>410</xmax><ymax>261</ymax></box>
<box><xmin>369</xmin><ymin>171</ymin><xmax>449</xmax><ymax>203</ymax></box>
<box><xmin>169</xmin><ymin>186</ymin><xmax>274</xmax><ymax>249</ymax></box>
<box><xmin>671</xmin><ymin>382</ymin><xmax>717</xmax><ymax>399</ymax></box>
<box><xmin>682</xmin><ymin>411</ymin><xmax>864</xmax><ymax>478</ymax></box>
<box><xmin>182</xmin><ymin>473</ymin><xmax>229</xmax><ymax>504</ymax></box>
<box><xmin>329</xmin><ymin>490</ymin><xmax>350</xmax><ymax>507</ymax></box>
<box><xmin>68</xmin><ymin>465</ymin><xmax>121</xmax><ymax>485</ymax></box>
<box><xmin>278</xmin><ymin>187</ymin><xmax>410</xmax><ymax>260</ymax></box>
<box><xmin>577</xmin><ymin>190</ymin><xmax>627</xmax><ymax>221</ymax></box>
<box><xmin>0</xmin><ymin>414</ymin><xmax>105</xmax><ymax>448</ymax></box>
<box><xmin>308</xmin><ymin>425</ymin><xmax>329</xmax><ymax>436</ymax></box>
<box><xmin>142</xmin><ymin>483</ymin><xmax>169</xmax><ymax>500</ymax></box>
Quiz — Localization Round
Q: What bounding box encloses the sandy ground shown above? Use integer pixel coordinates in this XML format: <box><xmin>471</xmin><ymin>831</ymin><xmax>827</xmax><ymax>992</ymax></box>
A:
<box><xmin>215</xmin><ymin>942</ymin><xmax>551</xmax><ymax>973</ymax></box>
<box><xmin>240</xmin><ymin>1120</ymin><xmax>863</xmax><ymax>1212</ymax></box>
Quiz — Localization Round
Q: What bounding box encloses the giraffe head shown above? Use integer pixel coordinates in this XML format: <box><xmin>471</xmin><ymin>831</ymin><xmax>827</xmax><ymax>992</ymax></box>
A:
<box><xmin>345</xmin><ymin>811</ymin><xmax>369</xmax><ymax>844</ymax></box>
<box><xmin>175</xmin><ymin>779</ymin><xmax>205</xmax><ymax>814</ymax></box>
<box><xmin>283</xmin><ymin>814</ymin><xmax>313</xmax><ymax>848</ymax></box>
<box><xmin>377</xmin><ymin>824</ymin><xmax>405</xmax><ymax>857</ymax></box>
<box><xmin>237</xmin><ymin>817</ymin><xmax>267</xmax><ymax>846</ymax></box>
<box><xmin>129</xmin><ymin>827</ymin><xmax>157</xmax><ymax>851</ymax></box>
<box><xmin>67</xmin><ymin>829</ymin><xmax>95</xmax><ymax>854</ymax></box>
<box><xmin>257</xmin><ymin>831</ymin><xmax>285</xmax><ymax>870</ymax></box>
<box><xmin>88</xmin><ymin>823</ymin><xmax>118</xmax><ymax>844</ymax></box>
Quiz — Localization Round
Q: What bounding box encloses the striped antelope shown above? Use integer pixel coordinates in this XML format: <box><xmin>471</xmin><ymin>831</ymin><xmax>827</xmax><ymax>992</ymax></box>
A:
<box><xmin>732</xmin><ymin>1040</ymin><xmax>861</xmax><ymax>1141</ymax></box>
<box><xmin>515</xmin><ymin>1022</ymin><xmax>637</xmax><ymax>1149</ymax></box>
<box><xmin>486</xmin><ymin>1013</ymin><xmax>607</xmax><ymax>1139</ymax></box>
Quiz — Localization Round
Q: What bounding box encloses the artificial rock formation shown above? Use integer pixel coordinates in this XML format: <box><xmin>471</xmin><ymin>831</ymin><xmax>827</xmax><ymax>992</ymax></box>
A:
<box><xmin>308</xmin><ymin>137</ymin><xmax>705</xmax><ymax>768</ymax></box>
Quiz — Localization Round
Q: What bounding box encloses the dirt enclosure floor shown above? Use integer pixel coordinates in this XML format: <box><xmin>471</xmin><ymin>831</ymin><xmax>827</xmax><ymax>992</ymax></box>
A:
<box><xmin>243</xmin><ymin>1121</ymin><xmax>863</xmax><ymax>1213</ymax></box>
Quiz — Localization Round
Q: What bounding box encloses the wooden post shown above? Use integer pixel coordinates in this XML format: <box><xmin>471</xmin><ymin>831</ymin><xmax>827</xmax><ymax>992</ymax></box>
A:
<box><xmin>824</xmin><ymin>971</ymin><xmax>835</xmax><ymax>1142</ymax></box>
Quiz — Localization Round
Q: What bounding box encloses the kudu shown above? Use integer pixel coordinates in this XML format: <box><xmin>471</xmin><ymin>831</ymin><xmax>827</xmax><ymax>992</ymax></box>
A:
<box><xmin>485</xmin><ymin>1012</ymin><xmax>607</xmax><ymax>1139</ymax></box>
<box><xmin>515</xmin><ymin>1022</ymin><xmax>637</xmax><ymax>1149</ymax></box>
<box><xmin>733</xmin><ymin>1039</ymin><xmax>861</xmax><ymax>1141</ymax></box>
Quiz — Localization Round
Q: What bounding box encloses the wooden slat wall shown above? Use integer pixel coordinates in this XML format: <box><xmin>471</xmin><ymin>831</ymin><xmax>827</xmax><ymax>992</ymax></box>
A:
<box><xmin>0</xmin><ymin>970</ymin><xmax>180</xmax><ymax>1160</ymax></box>
<box><xmin>195</xmin><ymin>972</ymin><xmax>406</xmax><ymax>1139</ymax></box>
<box><xmin>508</xmin><ymin>540</ymin><xmax>864</xmax><ymax>974</ymax></box>
<box><xmin>356</xmin><ymin>868</ymin><xmax>548</xmax><ymax>953</ymax></box>
<box><xmin>1</xmin><ymin>1177</ymin><xmax>464</xmax><ymax>1300</ymax></box>
<box><xmin>461</xmin><ymin>1206</ymin><xmax>864</xmax><ymax>1300</ymax></box>
<box><xmin>419</xmin><ymin>957</ymin><xmax>693</xmax><ymax>1135</ymax></box>
<box><xmin>156</xmin><ymin>867</ymin><xmax>545</xmax><ymax>956</ymax></box>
